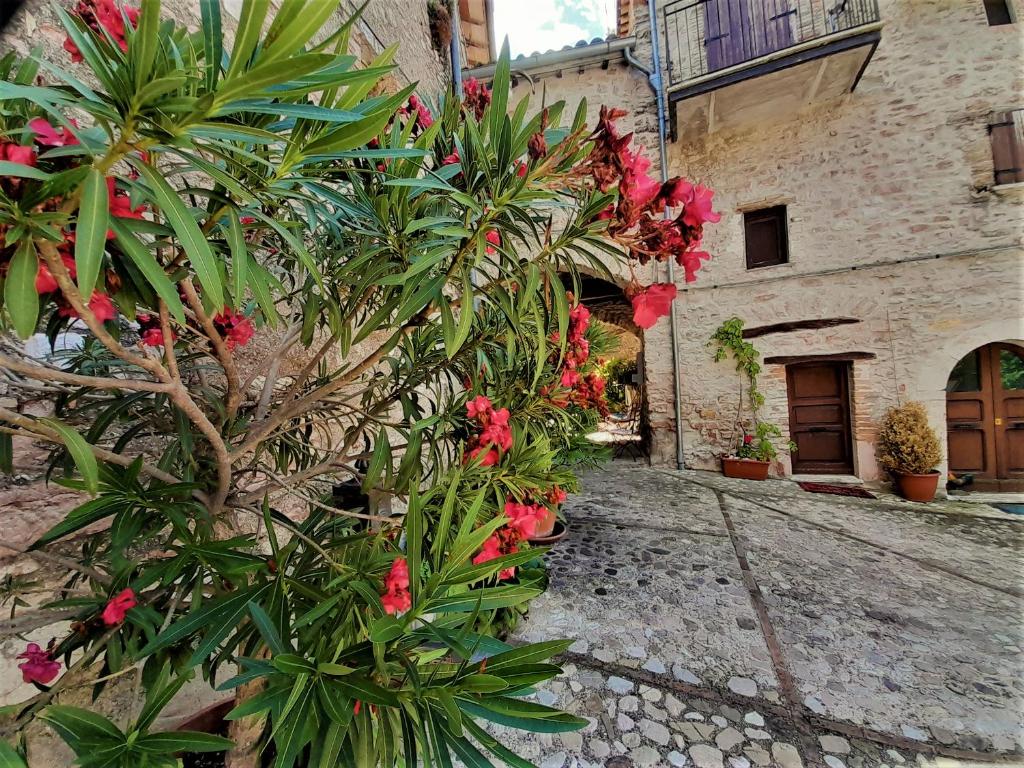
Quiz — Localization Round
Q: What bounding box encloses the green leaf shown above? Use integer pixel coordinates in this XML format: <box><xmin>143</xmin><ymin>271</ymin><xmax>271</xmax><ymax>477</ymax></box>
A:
<box><xmin>199</xmin><ymin>0</ymin><xmax>223</xmax><ymax>91</ymax></box>
<box><xmin>248</xmin><ymin>602</ymin><xmax>288</xmax><ymax>655</ymax></box>
<box><xmin>40</xmin><ymin>418</ymin><xmax>98</xmax><ymax>495</ymax></box>
<box><xmin>261</xmin><ymin>0</ymin><xmax>338</xmax><ymax>63</ymax></box>
<box><xmin>134</xmin><ymin>163</ymin><xmax>224</xmax><ymax>309</ymax></box>
<box><xmin>0</xmin><ymin>161</ymin><xmax>50</xmax><ymax>180</ymax></box>
<box><xmin>488</xmin><ymin>38</ymin><xmax>511</xmax><ymax>137</ymax></box>
<box><xmin>0</xmin><ymin>433</ymin><xmax>12</xmax><ymax>475</ymax></box>
<box><xmin>137</xmin><ymin>584</ymin><xmax>271</xmax><ymax>662</ymax></box>
<box><xmin>110</xmin><ymin>220</ymin><xmax>185</xmax><ymax>323</ymax></box>
<box><xmin>0</xmin><ymin>742</ymin><xmax>27</xmax><ymax>768</ymax></box>
<box><xmin>74</xmin><ymin>168</ymin><xmax>108</xmax><ymax>299</ymax></box>
<box><xmin>40</xmin><ymin>705</ymin><xmax>124</xmax><ymax>748</ymax></box>
<box><xmin>33</xmin><ymin>496</ymin><xmax>123</xmax><ymax>547</ymax></box>
<box><xmin>4</xmin><ymin>240</ymin><xmax>38</xmax><ymax>339</ymax></box>
<box><xmin>369</xmin><ymin>614</ymin><xmax>403</xmax><ymax>643</ymax></box>
<box><xmin>132</xmin><ymin>0</ymin><xmax>160</xmax><ymax>89</ymax></box>
<box><xmin>226</xmin><ymin>0</ymin><xmax>270</xmax><ymax>79</ymax></box>
<box><xmin>134</xmin><ymin>731</ymin><xmax>233</xmax><ymax>754</ymax></box>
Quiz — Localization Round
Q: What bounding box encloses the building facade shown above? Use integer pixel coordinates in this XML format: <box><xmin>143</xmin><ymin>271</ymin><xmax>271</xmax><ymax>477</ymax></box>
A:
<box><xmin>468</xmin><ymin>0</ymin><xmax>1024</xmax><ymax>491</ymax></box>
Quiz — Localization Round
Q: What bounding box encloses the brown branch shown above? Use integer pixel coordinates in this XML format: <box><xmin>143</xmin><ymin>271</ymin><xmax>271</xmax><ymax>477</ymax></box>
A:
<box><xmin>158</xmin><ymin>300</ymin><xmax>180</xmax><ymax>381</ymax></box>
<box><xmin>0</xmin><ymin>540</ymin><xmax>109</xmax><ymax>585</ymax></box>
<box><xmin>0</xmin><ymin>416</ymin><xmax>202</xmax><ymax>502</ymax></box>
<box><xmin>0</xmin><ymin>607</ymin><xmax>84</xmax><ymax>639</ymax></box>
<box><xmin>179</xmin><ymin>279</ymin><xmax>242</xmax><ymax>416</ymax></box>
<box><xmin>0</xmin><ymin>353</ymin><xmax>170</xmax><ymax>395</ymax></box>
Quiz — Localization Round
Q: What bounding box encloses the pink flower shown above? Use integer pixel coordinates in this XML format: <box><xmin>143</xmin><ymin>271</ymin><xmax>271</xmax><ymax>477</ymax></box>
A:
<box><xmin>658</xmin><ymin>178</ymin><xmax>693</xmax><ymax>208</ymax></box>
<box><xmin>485</xmin><ymin>230</ymin><xmax>501</xmax><ymax>254</ymax></box>
<box><xmin>140</xmin><ymin>327</ymin><xmax>165</xmax><ymax>346</ymax></box>
<box><xmin>468</xmin><ymin>446</ymin><xmax>500</xmax><ymax>466</ymax></box>
<box><xmin>107</xmin><ymin>177</ymin><xmax>146</xmax><ymax>223</ymax></box>
<box><xmin>380</xmin><ymin>557</ymin><xmax>411</xmax><ymax>615</ymax></box>
<box><xmin>681</xmin><ymin>184</ymin><xmax>721</xmax><ymax>228</ymax></box>
<box><xmin>504</xmin><ymin>501</ymin><xmax>545</xmax><ymax>540</ymax></box>
<box><xmin>2</xmin><ymin>143</ymin><xmax>37</xmax><ymax>167</ymax></box>
<box><xmin>17</xmin><ymin>643</ymin><xmax>60</xmax><ymax>685</ymax></box>
<box><xmin>60</xmin><ymin>292</ymin><xmax>117</xmax><ymax>322</ymax></box>
<box><xmin>442</xmin><ymin>149</ymin><xmax>460</xmax><ymax>166</ymax></box>
<box><xmin>677</xmin><ymin>249</ymin><xmax>711</xmax><ymax>283</ymax></box>
<box><xmin>407</xmin><ymin>94</ymin><xmax>433</xmax><ymax>130</ymax></box>
<box><xmin>213</xmin><ymin>310</ymin><xmax>255</xmax><ymax>349</ymax></box>
<box><xmin>630</xmin><ymin>282</ymin><xmax>678</xmax><ymax>329</ymax></box>
<box><xmin>90</xmin><ymin>292</ymin><xmax>117</xmax><ymax>322</ymax></box>
<box><xmin>28</xmin><ymin>118</ymin><xmax>78</xmax><ymax>147</ymax></box>
<box><xmin>472</xmin><ymin>534</ymin><xmax>516</xmax><ymax>580</ymax></box>
<box><xmin>35</xmin><ymin>253</ymin><xmax>77</xmax><ymax>294</ymax></box>
<box><xmin>384</xmin><ymin>557</ymin><xmax>409</xmax><ymax>593</ymax></box>
<box><xmin>516</xmin><ymin>161</ymin><xmax>527</xmax><ymax>178</ymax></box>
<box><xmin>466</xmin><ymin>395</ymin><xmax>493</xmax><ymax>420</ymax></box>
<box><xmin>546</xmin><ymin>486</ymin><xmax>567</xmax><ymax>505</ymax></box>
<box><xmin>743</xmin><ymin>434</ymin><xmax>753</xmax><ymax>444</ymax></box>
<box><xmin>381</xmin><ymin>589</ymin><xmax>411</xmax><ymax>615</ymax></box>
<box><xmin>64</xmin><ymin>0</ymin><xmax>140</xmax><ymax>61</ymax></box>
<box><xmin>239</xmin><ymin>216</ymin><xmax>257</xmax><ymax>225</ymax></box>
<box><xmin>560</xmin><ymin>368</ymin><xmax>581</xmax><ymax>388</ymax></box>
<box><xmin>101</xmin><ymin>588</ymin><xmax>136</xmax><ymax>625</ymax></box>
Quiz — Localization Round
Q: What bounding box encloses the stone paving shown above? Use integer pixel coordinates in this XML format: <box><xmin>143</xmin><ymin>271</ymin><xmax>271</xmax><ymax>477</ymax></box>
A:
<box><xmin>498</xmin><ymin>464</ymin><xmax>1024</xmax><ymax>768</ymax></box>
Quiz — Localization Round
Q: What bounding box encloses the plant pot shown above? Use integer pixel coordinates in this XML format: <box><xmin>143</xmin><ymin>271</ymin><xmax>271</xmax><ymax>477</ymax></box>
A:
<box><xmin>721</xmin><ymin>457</ymin><xmax>770</xmax><ymax>481</ymax></box>
<box><xmin>533</xmin><ymin>506</ymin><xmax>557</xmax><ymax>539</ymax></box>
<box><xmin>895</xmin><ymin>471</ymin><xmax>940</xmax><ymax>502</ymax></box>
<box><xmin>528</xmin><ymin>519</ymin><xmax>568</xmax><ymax>546</ymax></box>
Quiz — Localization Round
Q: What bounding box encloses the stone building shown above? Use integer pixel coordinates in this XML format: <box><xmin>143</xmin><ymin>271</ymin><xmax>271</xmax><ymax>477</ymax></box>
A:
<box><xmin>465</xmin><ymin>0</ymin><xmax>1024</xmax><ymax>492</ymax></box>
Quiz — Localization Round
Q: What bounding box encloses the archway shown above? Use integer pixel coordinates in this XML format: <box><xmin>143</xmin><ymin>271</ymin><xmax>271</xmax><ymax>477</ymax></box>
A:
<box><xmin>946</xmin><ymin>342</ymin><xmax>1024</xmax><ymax>491</ymax></box>
<box><xmin>563</xmin><ymin>274</ymin><xmax>648</xmax><ymax>458</ymax></box>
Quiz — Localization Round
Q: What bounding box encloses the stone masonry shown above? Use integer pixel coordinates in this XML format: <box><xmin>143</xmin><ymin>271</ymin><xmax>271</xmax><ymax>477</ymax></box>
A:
<box><xmin>496</xmin><ymin>0</ymin><xmax>1023</xmax><ymax>483</ymax></box>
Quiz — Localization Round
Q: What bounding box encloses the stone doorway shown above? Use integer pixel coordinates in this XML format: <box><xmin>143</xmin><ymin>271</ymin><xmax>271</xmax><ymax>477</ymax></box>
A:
<box><xmin>564</xmin><ymin>275</ymin><xmax>648</xmax><ymax>458</ymax></box>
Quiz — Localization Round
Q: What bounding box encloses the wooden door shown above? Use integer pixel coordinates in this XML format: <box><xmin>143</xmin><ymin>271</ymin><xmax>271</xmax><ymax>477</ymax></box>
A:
<box><xmin>947</xmin><ymin>343</ymin><xmax>1024</xmax><ymax>488</ymax></box>
<box><xmin>786</xmin><ymin>362</ymin><xmax>854</xmax><ymax>474</ymax></box>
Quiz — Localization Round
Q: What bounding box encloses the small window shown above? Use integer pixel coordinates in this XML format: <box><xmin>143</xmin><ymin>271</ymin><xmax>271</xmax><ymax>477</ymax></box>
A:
<box><xmin>744</xmin><ymin>206</ymin><xmax>789</xmax><ymax>269</ymax></box>
<box><xmin>989</xmin><ymin>109</ymin><xmax>1024</xmax><ymax>185</ymax></box>
<box><xmin>983</xmin><ymin>0</ymin><xmax>1013</xmax><ymax>25</ymax></box>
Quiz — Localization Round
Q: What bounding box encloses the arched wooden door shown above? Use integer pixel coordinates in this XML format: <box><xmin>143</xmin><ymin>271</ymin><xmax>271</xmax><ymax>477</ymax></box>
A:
<box><xmin>946</xmin><ymin>343</ymin><xmax>1024</xmax><ymax>490</ymax></box>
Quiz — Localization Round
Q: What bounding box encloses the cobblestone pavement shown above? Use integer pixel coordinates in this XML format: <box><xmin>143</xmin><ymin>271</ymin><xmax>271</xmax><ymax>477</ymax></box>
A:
<box><xmin>499</xmin><ymin>464</ymin><xmax>1024</xmax><ymax>768</ymax></box>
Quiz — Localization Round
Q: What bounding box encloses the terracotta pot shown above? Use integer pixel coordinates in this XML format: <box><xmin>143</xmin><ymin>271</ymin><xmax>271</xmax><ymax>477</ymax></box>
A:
<box><xmin>722</xmin><ymin>457</ymin><xmax>770</xmax><ymax>481</ymax></box>
<box><xmin>895</xmin><ymin>471</ymin><xmax>940</xmax><ymax>502</ymax></box>
<box><xmin>533</xmin><ymin>506</ymin><xmax>557</xmax><ymax>539</ymax></box>
<box><xmin>528</xmin><ymin>519</ymin><xmax>569</xmax><ymax>546</ymax></box>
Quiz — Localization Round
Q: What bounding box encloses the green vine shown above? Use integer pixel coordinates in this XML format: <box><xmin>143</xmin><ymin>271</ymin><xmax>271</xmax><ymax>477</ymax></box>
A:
<box><xmin>708</xmin><ymin>317</ymin><xmax>795</xmax><ymax>461</ymax></box>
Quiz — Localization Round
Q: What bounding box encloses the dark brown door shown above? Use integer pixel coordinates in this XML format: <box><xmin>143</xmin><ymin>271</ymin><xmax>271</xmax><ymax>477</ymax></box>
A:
<box><xmin>947</xmin><ymin>343</ymin><xmax>1024</xmax><ymax>489</ymax></box>
<box><xmin>786</xmin><ymin>362</ymin><xmax>854</xmax><ymax>474</ymax></box>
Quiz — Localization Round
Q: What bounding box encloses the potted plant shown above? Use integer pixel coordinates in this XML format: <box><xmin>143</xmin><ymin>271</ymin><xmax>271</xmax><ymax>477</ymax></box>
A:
<box><xmin>709</xmin><ymin>318</ymin><xmax>795</xmax><ymax>480</ymax></box>
<box><xmin>876</xmin><ymin>401</ymin><xmax>942</xmax><ymax>502</ymax></box>
<box><xmin>722</xmin><ymin>422</ymin><xmax>788</xmax><ymax>480</ymax></box>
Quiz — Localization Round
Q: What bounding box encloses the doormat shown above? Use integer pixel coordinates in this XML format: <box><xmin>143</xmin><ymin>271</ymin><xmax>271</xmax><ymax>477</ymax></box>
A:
<box><xmin>992</xmin><ymin>503</ymin><xmax>1024</xmax><ymax>516</ymax></box>
<box><xmin>797</xmin><ymin>482</ymin><xmax>875</xmax><ymax>499</ymax></box>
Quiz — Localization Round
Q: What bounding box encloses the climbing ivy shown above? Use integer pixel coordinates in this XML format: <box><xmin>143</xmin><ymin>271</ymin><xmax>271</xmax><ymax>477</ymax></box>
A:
<box><xmin>708</xmin><ymin>317</ymin><xmax>795</xmax><ymax>461</ymax></box>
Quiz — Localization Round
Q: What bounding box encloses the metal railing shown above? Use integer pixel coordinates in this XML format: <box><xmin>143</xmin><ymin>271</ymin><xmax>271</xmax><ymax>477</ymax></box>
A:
<box><xmin>663</xmin><ymin>0</ymin><xmax>880</xmax><ymax>86</ymax></box>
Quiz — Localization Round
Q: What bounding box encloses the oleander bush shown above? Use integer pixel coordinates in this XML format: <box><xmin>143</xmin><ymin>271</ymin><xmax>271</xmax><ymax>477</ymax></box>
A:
<box><xmin>0</xmin><ymin>0</ymin><xmax>717</xmax><ymax>765</ymax></box>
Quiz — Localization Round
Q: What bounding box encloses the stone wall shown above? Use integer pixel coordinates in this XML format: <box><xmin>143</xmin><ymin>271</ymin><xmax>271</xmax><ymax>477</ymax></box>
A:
<box><xmin>0</xmin><ymin>0</ymin><xmax>449</xmax><ymax>97</ymax></box>
<box><xmin>658</xmin><ymin>0</ymin><xmax>1024</xmax><ymax>482</ymax></box>
<box><xmin>501</xmin><ymin>0</ymin><xmax>1023</xmax><ymax>484</ymax></box>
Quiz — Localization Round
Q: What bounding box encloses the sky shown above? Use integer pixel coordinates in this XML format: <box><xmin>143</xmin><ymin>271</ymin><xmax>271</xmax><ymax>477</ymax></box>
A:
<box><xmin>491</xmin><ymin>0</ymin><xmax>618</xmax><ymax>58</ymax></box>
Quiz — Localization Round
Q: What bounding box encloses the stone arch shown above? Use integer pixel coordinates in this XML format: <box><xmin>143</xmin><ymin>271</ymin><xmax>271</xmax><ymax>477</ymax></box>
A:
<box><xmin>560</xmin><ymin>273</ymin><xmax>650</xmax><ymax>457</ymax></box>
<box><xmin>907</xmin><ymin>315</ymin><xmax>1024</xmax><ymax>486</ymax></box>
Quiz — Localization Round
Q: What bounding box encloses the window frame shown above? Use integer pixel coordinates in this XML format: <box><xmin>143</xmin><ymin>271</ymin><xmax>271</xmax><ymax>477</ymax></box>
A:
<box><xmin>983</xmin><ymin>0</ymin><xmax>1014</xmax><ymax>25</ymax></box>
<box><xmin>743</xmin><ymin>205</ymin><xmax>790</xmax><ymax>270</ymax></box>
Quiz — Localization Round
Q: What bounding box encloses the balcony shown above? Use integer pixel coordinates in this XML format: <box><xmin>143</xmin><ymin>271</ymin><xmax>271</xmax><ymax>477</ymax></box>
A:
<box><xmin>663</xmin><ymin>0</ymin><xmax>881</xmax><ymax>141</ymax></box>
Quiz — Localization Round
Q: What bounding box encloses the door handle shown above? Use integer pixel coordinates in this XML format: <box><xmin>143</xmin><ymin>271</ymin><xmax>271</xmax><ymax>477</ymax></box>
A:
<box><xmin>1009</xmin><ymin>422</ymin><xmax>1024</xmax><ymax>430</ymax></box>
<box><xmin>952</xmin><ymin>423</ymin><xmax>980</xmax><ymax>429</ymax></box>
<box><xmin>806</xmin><ymin>426</ymin><xmax>831</xmax><ymax>433</ymax></box>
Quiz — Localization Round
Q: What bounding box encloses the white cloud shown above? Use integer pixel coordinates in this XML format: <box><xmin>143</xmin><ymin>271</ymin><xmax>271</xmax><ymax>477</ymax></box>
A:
<box><xmin>492</xmin><ymin>0</ymin><xmax>617</xmax><ymax>58</ymax></box>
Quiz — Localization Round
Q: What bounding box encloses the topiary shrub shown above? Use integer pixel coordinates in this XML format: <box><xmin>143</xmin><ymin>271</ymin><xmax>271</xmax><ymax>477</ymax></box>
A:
<box><xmin>876</xmin><ymin>401</ymin><xmax>942</xmax><ymax>475</ymax></box>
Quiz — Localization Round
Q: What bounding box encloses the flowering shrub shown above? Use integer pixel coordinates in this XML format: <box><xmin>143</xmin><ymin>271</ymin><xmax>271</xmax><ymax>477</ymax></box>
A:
<box><xmin>0</xmin><ymin>1</ymin><xmax>713</xmax><ymax>764</ymax></box>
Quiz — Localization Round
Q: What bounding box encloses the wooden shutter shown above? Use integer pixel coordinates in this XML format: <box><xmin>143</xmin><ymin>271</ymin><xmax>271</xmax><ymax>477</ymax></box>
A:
<box><xmin>990</xmin><ymin>109</ymin><xmax>1024</xmax><ymax>185</ymax></box>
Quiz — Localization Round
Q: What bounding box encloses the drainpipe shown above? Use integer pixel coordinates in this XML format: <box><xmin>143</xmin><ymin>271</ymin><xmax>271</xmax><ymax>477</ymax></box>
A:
<box><xmin>623</xmin><ymin>0</ymin><xmax>687</xmax><ymax>471</ymax></box>
<box><xmin>449</xmin><ymin>0</ymin><xmax>463</xmax><ymax>95</ymax></box>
